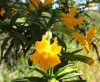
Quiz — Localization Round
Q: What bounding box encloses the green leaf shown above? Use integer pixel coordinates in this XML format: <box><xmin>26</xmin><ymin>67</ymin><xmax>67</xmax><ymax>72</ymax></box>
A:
<box><xmin>58</xmin><ymin>73</ymin><xmax>83</xmax><ymax>80</ymax></box>
<box><xmin>71</xmin><ymin>49</ymin><xmax>83</xmax><ymax>54</ymax></box>
<box><xmin>43</xmin><ymin>3</ymin><xmax>52</xmax><ymax>11</ymax></box>
<box><xmin>55</xmin><ymin>64</ymin><xmax>78</xmax><ymax>77</ymax></box>
<box><xmin>14</xmin><ymin>38</ymin><xmax>20</xmax><ymax>51</ymax></box>
<box><xmin>28</xmin><ymin>31</ymin><xmax>41</xmax><ymax>46</ymax></box>
<box><xmin>84</xmin><ymin>13</ymin><xmax>92</xmax><ymax>20</ymax></box>
<box><xmin>29</xmin><ymin>67</ymin><xmax>48</xmax><ymax>78</ymax></box>
<box><xmin>55</xmin><ymin>26</ymin><xmax>76</xmax><ymax>35</ymax></box>
<box><xmin>47</xmin><ymin>9</ymin><xmax>56</xmax><ymax>27</ymax></box>
<box><xmin>62</xmin><ymin>54</ymin><xmax>94</xmax><ymax>65</ymax></box>
<box><xmin>24</xmin><ymin>77</ymin><xmax>46</xmax><ymax>82</ymax></box>
<box><xmin>55</xmin><ymin>64</ymin><xmax>83</xmax><ymax>80</ymax></box>
<box><xmin>67</xmin><ymin>80</ymin><xmax>86</xmax><ymax>82</ymax></box>
<box><xmin>5</xmin><ymin>8</ymin><xmax>12</xmax><ymax>19</ymax></box>
<box><xmin>13</xmin><ymin>32</ymin><xmax>28</xmax><ymax>44</ymax></box>
<box><xmin>34</xmin><ymin>68</ymin><xmax>48</xmax><ymax>78</ymax></box>
<box><xmin>11</xmin><ymin>78</ymin><xmax>29</xmax><ymax>82</ymax></box>
<box><xmin>1</xmin><ymin>37</ymin><xmax>11</xmax><ymax>56</ymax></box>
<box><xmin>10</xmin><ymin>12</ymin><xmax>20</xmax><ymax>25</ymax></box>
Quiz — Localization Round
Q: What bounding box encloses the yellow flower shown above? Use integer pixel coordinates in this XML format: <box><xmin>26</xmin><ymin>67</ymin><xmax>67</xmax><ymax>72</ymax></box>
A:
<box><xmin>29</xmin><ymin>0</ymin><xmax>40</xmax><ymax>10</ymax></box>
<box><xmin>0</xmin><ymin>8</ymin><xmax>16</xmax><ymax>17</ymax></box>
<box><xmin>29</xmin><ymin>0</ymin><xmax>54</xmax><ymax>10</ymax></box>
<box><xmin>60</xmin><ymin>8</ymin><xmax>84</xmax><ymax>28</ymax></box>
<box><xmin>30</xmin><ymin>35</ymin><xmax>61</xmax><ymax>69</ymax></box>
<box><xmin>0</xmin><ymin>8</ymin><xmax>5</xmax><ymax>17</ymax></box>
<box><xmin>11</xmin><ymin>8</ymin><xmax>17</xmax><ymax>16</ymax></box>
<box><xmin>87</xmin><ymin>3</ymin><xmax>94</xmax><ymax>9</ymax></box>
<box><xmin>71</xmin><ymin>26</ymin><xmax>97</xmax><ymax>53</ymax></box>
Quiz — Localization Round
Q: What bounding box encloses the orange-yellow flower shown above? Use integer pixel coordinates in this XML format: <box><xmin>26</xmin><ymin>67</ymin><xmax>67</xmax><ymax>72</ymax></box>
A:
<box><xmin>0</xmin><ymin>8</ymin><xmax>5</xmax><ymax>17</ymax></box>
<box><xmin>60</xmin><ymin>8</ymin><xmax>84</xmax><ymax>29</ymax></box>
<box><xmin>71</xmin><ymin>26</ymin><xmax>97</xmax><ymax>53</ymax></box>
<box><xmin>30</xmin><ymin>35</ymin><xmax>61</xmax><ymax>69</ymax></box>
<box><xmin>11</xmin><ymin>8</ymin><xmax>17</xmax><ymax>16</ymax></box>
<box><xmin>87</xmin><ymin>3</ymin><xmax>94</xmax><ymax>9</ymax></box>
<box><xmin>0</xmin><ymin>8</ymin><xmax>16</xmax><ymax>17</ymax></box>
<box><xmin>29</xmin><ymin>0</ymin><xmax>40</xmax><ymax>10</ymax></box>
<box><xmin>29</xmin><ymin>0</ymin><xmax>54</xmax><ymax>10</ymax></box>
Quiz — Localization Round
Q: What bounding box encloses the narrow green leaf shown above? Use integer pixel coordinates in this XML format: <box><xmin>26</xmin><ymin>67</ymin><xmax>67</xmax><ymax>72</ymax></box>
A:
<box><xmin>14</xmin><ymin>38</ymin><xmax>20</xmax><ymax>51</ymax></box>
<box><xmin>55</xmin><ymin>26</ymin><xmax>76</xmax><ymax>35</ymax></box>
<box><xmin>10</xmin><ymin>12</ymin><xmax>20</xmax><ymax>25</ymax></box>
<box><xmin>48</xmin><ymin>9</ymin><xmax>56</xmax><ymax>27</ymax></box>
<box><xmin>58</xmin><ymin>73</ymin><xmax>83</xmax><ymax>80</ymax></box>
<box><xmin>11</xmin><ymin>78</ymin><xmax>29</xmax><ymax>82</ymax></box>
<box><xmin>1</xmin><ymin>37</ymin><xmax>11</xmax><ymax>56</ymax></box>
<box><xmin>24</xmin><ymin>77</ymin><xmax>46</xmax><ymax>82</ymax></box>
<box><xmin>55</xmin><ymin>64</ymin><xmax>78</xmax><ymax>77</ymax></box>
<box><xmin>84</xmin><ymin>13</ymin><xmax>92</xmax><ymax>19</ymax></box>
<box><xmin>5</xmin><ymin>8</ymin><xmax>12</xmax><ymax>19</ymax></box>
<box><xmin>34</xmin><ymin>68</ymin><xmax>48</xmax><ymax>78</ymax></box>
<box><xmin>67</xmin><ymin>80</ymin><xmax>86</xmax><ymax>82</ymax></box>
<box><xmin>71</xmin><ymin>49</ymin><xmax>83</xmax><ymax>54</ymax></box>
<box><xmin>13</xmin><ymin>32</ymin><xmax>28</xmax><ymax>44</ymax></box>
<box><xmin>62</xmin><ymin>54</ymin><xmax>94</xmax><ymax>65</ymax></box>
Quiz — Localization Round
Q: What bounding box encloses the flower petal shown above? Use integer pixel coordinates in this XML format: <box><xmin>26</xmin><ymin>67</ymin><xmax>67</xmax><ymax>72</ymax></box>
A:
<box><xmin>48</xmin><ymin>54</ymin><xmax>61</xmax><ymax>67</ymax></box>
<box><xmin>82</xmin><ymin>40</ymin><xmax>91</xmax><ymax>53</ymax></box>
<box><xmin>74</xmin><ymin>16</ymin><xmax>84</xmax><ymax>26</ymax></box>
<box><xmin>0</xmin><ymin>8</ymin><xmax>5</xmax><ymax>17</ymax></box>
<box><xmin>63</xmin><ymin>21</ymin><xmax>74</xmax><ymax>28</ymax></box>
<box><xmin>43</xmin><ymin>0</ymin><xmax>54</xmax><ymax>6</ymax></box>
<box><xmin>39</xmin><ymin>52</ymin><xmax>50</xmax><ymax>69</ymax></box>
<box><xmin>70</xmin><ymin>8</ymin><xmax>76</xmax><ymax>17</ymax></box>
<box><xmin>60</xmin><ymin>12</ymin><xmax>72</xmax><ymax>18</ymax></box>
<box><xmin>30</xmin><ymin>51</ymin><xmax>41</xmax><ymax>64</ymax></box>
<box><xmin>85</xmin><ymin>59</ymin><xmax>94</xmax><ymax>65</ymax></box>
<box><xmin>86</xmin><ymin>26</ymin><xmax>98</xmax><ymax>40</ymax></box>
<box><xmin>50</xmin><ymin>37</ymin><xmax>62</xmax><ymax>54</ymax></box>
<box><xmin>71</xmin><ymin>32</ymin><xmax>91</xmax><ymax>53</ymax></box>
<box><xmin>35</xmin><ymin>35</ymin><xmax>50</xmax><ymax>53</ymax></box>
<box><xmin>71</xmin><ymin>32</ymin><xmax>86</xmax><ymax>42</ymax></box>
<box><xmin>29</xmin><ymin>0</ymin><xmax>40</xmax><ymax>10</ymax></box>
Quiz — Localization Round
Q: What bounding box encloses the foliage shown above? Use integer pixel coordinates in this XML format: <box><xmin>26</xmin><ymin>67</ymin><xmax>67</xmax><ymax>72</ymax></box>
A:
<box><xmin>0</xmin><ymin>0</ymin><xmax>100</xmax><ymax>82</ymax></box>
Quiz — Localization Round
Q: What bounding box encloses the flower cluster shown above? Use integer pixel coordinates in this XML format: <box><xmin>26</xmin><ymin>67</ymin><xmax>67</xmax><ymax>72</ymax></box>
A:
<box><xmin>60</xmin><ymin>8</ymin><xmax>97</xmax><ymax>53</ymax></box>
<box><xmin>29</xmin><ymin>3</ymin><xmax>98</xmax><ymax>70</ymax></box>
